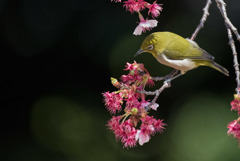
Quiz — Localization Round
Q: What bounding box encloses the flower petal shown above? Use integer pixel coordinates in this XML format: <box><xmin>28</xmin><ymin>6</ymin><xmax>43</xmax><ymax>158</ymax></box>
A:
<box><xmin>135</xmin><ymin>130</ymin><xmax>150</xmax><ymax>146</ymax></box>
<box><xmin>150</xmin><ymin>103</ymin><xmax>159</xmax><ymax>110</ymax></box>
<box><xmin>139</xmin><ymin>20</ymin><xmax>158</xmax><ymax>28</ymax></box>
<box><xmin>133</xmin><ymin>24</ymin><xmax>143</xmax><ymax>35</ymax></box>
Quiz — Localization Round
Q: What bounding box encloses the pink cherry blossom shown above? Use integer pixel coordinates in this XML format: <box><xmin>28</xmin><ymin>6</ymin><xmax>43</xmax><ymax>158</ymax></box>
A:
<box><xmin>147</xmin><ymin>1</ymin><xmax>163</xmax><ymax>18</ymax></box>
<box><xmin>103</xmin><ymin>61</ymin><xmax>166</xmax><ymax>148</ymax></box>
<box><xmin>121</xmin><ymin>61</ymin><xmax>153</xmax><ymax>86</ymax></box>
<box><xmin>150</xmin><ymin>103</ymin><xmax>159</xmax><ymax>110</ymax></box>
<box><xmin>126</xmin><ymin>92</ymin><xmax>140</xmax><ymax>108</ymax></box>
<box><xmin>123</xmin><ymin>0</ymin><xmax>146</xmax><ymax>14</ymax></box>
<box><xmin>135</xmin><ymin>115</ymin><xmax>165</xmax><ymax>145</ymax></box>
<box><xmin>228</xmin><ymin>120</ymin><xmax>240</xmax><ymax>137</ymax></box>
<box><xmin>135</xmin><ymin>129</ymin><xmax>151</xmax><ymax>145</ymax></box>
<box><xmin>141</xmin><ymin>102</ymin><xmax>159</xmax><ymax>110</ymax></box>
<box><xmin>111</xmin><ymin>0</ymin><xmax>121</xmax><ymax>2</ymax></box>
<box><xmin>141</xmin><ymin>115</ymin><xmax>166</xmax><ymax>133</ymax></box>
<box><xmin>124</xmin><ymin>61</ymin><xmax>139</xmax><ymax>71</ymax></box>
<box><xmin>107</xmin><ymin>116</ymin><xmax>122</xmax><ymax>137</ymax></box>
<box><xmin>231</xmin><ymin>98</ymin><xmax>240</xmax><ymax>115</ymax></box>
<box><xmin>133</xmin><ymin>13</ymin><xmax>158</xmax><ymax>35</ymax></box>
<box><xmin>227</xmin><ymin>120</ymin><xmax>240</xmax><ymax>146</ymax></box>
<box><xmin>121</xmin><ymin>120</ymin><xmax>138</xmax><ymax>147</ymax></box>
<box><xmin>137</xmin><ymin>0</ymin><xmax>147</xmax><ymax>10</ymax></box>
<box><xmin>121</xmin><ymin>72</ymin><xmax>143</xmax><ymax>85</ymax></box>
<box><xmin>107</xmin><ymin>117</ymin><xmax>137</xmax><ymax>148</ymax></box>
<box><xmin>103</xmin><ymin>91</ymin><xmax>123</xmax><ymax>114</ymax></box>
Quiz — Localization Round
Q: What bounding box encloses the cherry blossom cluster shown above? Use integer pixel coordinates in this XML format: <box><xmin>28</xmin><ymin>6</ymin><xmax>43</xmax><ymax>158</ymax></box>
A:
<box><xmin>110</xmin><ymin>0</ymin><xmax>163</xmax><ymax>35</ymax></box>
<box><xmin>227</xmin><ymin>92</ymin><xmax>240</xmax><ymax>146</ymax></box>
<box><xmin>103</xmin><ymin>61</ymin><xmax>166</xmax><ymax>148</ymax></box>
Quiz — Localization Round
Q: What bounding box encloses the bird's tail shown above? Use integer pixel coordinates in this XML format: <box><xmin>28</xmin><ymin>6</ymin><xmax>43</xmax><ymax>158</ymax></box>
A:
<box><xmin>209</xmin><ymin>61</ymin><xmax>229</xmax><ymax>76</ymax></box>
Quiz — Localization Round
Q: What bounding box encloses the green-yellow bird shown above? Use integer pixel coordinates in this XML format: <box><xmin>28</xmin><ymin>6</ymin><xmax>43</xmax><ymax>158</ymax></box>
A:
<box><xmin>135</xmin><ymin>32</ymin><xmax>229</xmax><ymax>77</ymax></box>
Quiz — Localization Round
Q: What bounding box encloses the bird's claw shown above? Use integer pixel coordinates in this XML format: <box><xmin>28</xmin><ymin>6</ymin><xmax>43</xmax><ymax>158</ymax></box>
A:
<box><xmin>164</xmin><ymin>79</ymin><xmax>171</xmax><ymax>87</ymax></box>
<box><xmin>165</xmin><ymin>69</ymin><xmax>179</xmax><ymax>80</ymax></box>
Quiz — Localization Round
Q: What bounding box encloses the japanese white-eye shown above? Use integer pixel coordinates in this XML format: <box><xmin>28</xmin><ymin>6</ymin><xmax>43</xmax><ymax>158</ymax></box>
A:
<box><xmin>135</xmin><ymin>32</ymin><xmax>229</xmax><ymax>76</ymax></box>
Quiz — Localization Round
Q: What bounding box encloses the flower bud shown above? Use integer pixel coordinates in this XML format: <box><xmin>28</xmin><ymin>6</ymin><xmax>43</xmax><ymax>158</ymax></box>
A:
<box><xmin>131</xmin><ymin>108</ymin><xmax>138</xmax><ymax>116</ymax></box>
<box><xmin>111</xmin><ymin>77</ymin><xmax>121</xmax><ymax>88</ymax></box>
<box><xmin>234</xmin><ymin>94</ymin><xmax>240</xmax><ymax>100</ymax></box>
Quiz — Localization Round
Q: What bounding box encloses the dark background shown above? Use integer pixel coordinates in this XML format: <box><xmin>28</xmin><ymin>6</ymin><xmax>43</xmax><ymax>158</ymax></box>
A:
<box><xmin>1</xmin><ymin>0</ymin><xmax>240</xmax><ymax>161</ymax></box>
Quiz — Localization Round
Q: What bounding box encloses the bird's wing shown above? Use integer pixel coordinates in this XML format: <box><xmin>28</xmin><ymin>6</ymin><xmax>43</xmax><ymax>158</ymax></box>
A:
<box><xmin>163</xmin><ymin>38</ymin><xmax>215</xmax><ymax>61</ymax></box>
<box><xmin>185</xmin><ymin>38</ymin><xmax>215</xmax><ymax>60</ymax></box>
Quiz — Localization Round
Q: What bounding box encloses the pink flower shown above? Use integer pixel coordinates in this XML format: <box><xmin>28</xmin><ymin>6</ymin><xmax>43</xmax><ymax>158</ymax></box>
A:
<box><xmin>121</xmin><ymin>62</ymin><xmax>144</xmax><ymax>84</ymax></box>
<box><xmin>104</xmin><ymin>61</ymin><xmax>166</xmax><ymax>148</ymax></box>
<box><xmin>231</xmin><ymin>99</ymin><xmax>240</xmax><ymax>114</ymax></box>
<box><xmin>107</xmin><ymin>117</ymin><xmax>137</xmax><ymax>148</ymax></box>
<box><xmin>107</xmin><ymin>116</ymin><xmax>122</xmax><ymax>138</ymax></box>
<box><xmin>140</xmin><ymin>102</ymin><xmax>159</xmax><ymax>111</ymax></box>
<box><xmin>124</xmin><ymin>61</ymin><xmax>139</xmax><ymax>71</ymax></box>
<box><xmin>135</xmin><ymin>115</ymin><xmax>165</xmax><ymax>145</ymax></box>
<box><xmin>150</xmin><ymin>103</ymin><xmax>159</xmax><ymax>110</ymax></box>
<box><xmin>125</xmin><ymin>89</ymin><xmax>141</xmax><ymax>108</ymax></box>
<box><xmin>121</xmin><ymin>72</ymin><xmax>142</xmax><ymax>85</ymax></box>
<box><xmin>137</xmin><ymin>0</ymin><xmax>147</xmax><ymax>10</ymax></box>
<box><xmin>123</xmin><ymin>0</ymin><xmax>146</xmax><ymax>14</ymax></box>
<box><xmin>227</xmin><ymin>120</ymin><xmax>240</xmax><ymax>145</ymax></box>
<box><xmin>111</xmin><ymin>0</ymin><xmax>121</xmax><ymax>2</ymax></box>
<box><xmin>133</xmin><ymin>13</ymin><xmax>158</xmax><ymax>35</ymax></box>
<box><xmin>121</xmin><ymin>120</ymin><xmax>137</xmax><ymax>148</ymax></box>
<box><xmin>135</xmin><ymin>129</ymin><xmax>151</xmax><ymax>145</ymax></box>
<box><xmin>103</xmin><ymin>91</ymin><xmax>123</xmax><ymax>114</ymax></box>
<box><xmin>140</xmin><ymin>101</ymin><xmax>150</xmax><ymax>108</ymax></box>
<box><xmin>147</xmin><ymin>1</ymin><xmax>163</xmax><ymax>18</ymax></box>
<box><xmin>154</xmin><ymin>119</ymin><xmax>166</xmax><ymax>133</ymax></box>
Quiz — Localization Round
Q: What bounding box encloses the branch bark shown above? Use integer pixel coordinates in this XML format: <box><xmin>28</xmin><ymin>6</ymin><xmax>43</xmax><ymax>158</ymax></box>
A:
<box><xmin>191</xmin><ymin>0</ymin><xmax>212</xmax><ymax>40</ymax></box>
<box><xmin>215</xmin><ymin>0</ymin><xmax>240</xmax><ymax>93</ymax></box>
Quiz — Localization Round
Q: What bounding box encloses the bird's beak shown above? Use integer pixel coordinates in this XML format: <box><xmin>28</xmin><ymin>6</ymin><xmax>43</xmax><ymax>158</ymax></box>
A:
<box><xmin>134</xmin><ymin>49</ymin><xmax>145</xmax><ymax>57</ymax></box>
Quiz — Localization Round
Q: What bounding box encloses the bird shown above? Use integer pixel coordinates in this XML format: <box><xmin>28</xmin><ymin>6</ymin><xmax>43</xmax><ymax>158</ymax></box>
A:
<box><xmin>135</xmin><ymin>32</ymin><xmax>229</xmax><ymax>80</ymax></box>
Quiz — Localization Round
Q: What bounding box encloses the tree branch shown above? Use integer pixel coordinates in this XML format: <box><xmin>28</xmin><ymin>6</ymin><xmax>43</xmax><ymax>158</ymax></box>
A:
<box><xmin>191</xmin><ymin>0</ymin><xmax>212</xmax><ymax>40</ymax></box>
<box><xmin>215</xmin><ymin>0</ymin><xmax>240</xmax><ymax>93</ymax></box>
<box><xmin>137</xmin><ymin>80</ymin><xmax>171</xmax><ymax>111</ymax></box>
<box><xmin>227</xmin><ymin>29</ymin><xmax>240</xmax><ymax>93</ymax></box>
<box><xmin>215</xmin><ymin>0</ymin><xmax>240</xmax><ymax>42</ymax></box>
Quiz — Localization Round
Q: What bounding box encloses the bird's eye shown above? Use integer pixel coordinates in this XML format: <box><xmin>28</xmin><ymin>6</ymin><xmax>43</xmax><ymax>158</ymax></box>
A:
<box><xmin>147</xmin><ymin>45</ymin><xmax>153</xmax><ymax>50</ymax></box>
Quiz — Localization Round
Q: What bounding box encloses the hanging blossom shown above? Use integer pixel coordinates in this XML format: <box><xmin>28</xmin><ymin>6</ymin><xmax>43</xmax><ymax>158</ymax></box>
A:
<box><xmin>110</xmin><ymin>0</ymin><xmax>163</xmax><ymax>35</ymax></box>
<box><xmin>146</xmin><ymin>1</ymin><xmax>163</xmax><ymax>18</ymax></box>
<box><xmin>103</xmin><ymin>61</ymin><xmax>166</xmax><ymax>148</ymax></box>
<box><xmin>227</xmin><ymin>91</ymin><xmax>240</xmax><ymax>146</ymax></box>
<box><xmin>231</xmin><ymin>93</ymin><xmax>240</xmax><ymax>114</ymax></box>
<box><xmin>133</xmin><ymin>12</ymin><xmax>158</xmax><ymax>35</ymax></box>
<box><xmin>227</xmin><ymin>119</ymin><xmax>240</xmax><ymax>146</ymax></box>
<box><xmin>111</xmin><ymin>0</ymin><xmax>122</xmax><ymax>2</ymax></box>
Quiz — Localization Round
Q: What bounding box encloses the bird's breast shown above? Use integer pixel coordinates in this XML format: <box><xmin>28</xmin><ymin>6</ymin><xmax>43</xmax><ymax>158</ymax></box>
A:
<box><xmin>156</xmin><ymin>53</ymin><xmax>197</xmax><ymax>73</ymax></box>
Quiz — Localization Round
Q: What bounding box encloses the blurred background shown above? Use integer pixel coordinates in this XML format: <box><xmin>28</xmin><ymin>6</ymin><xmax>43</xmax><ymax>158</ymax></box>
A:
<box><xmin>1</xmin><ymin>0</ymin><xmax>240</xmax><ymax>160</ymax></box>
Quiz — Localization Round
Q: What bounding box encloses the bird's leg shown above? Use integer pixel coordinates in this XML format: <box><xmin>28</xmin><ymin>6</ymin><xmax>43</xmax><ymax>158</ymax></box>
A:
<box><xmin>151</xmin><ymin>69</ymin><xmax>179</xmax><ymax>81</ymax></box>
<box><xmin>166</xmin><ymin>69</ymin><xmax>179</xmax><ymax>79</ymax></box>
<box><xmin>164</xmin><ymin>72</ymin><xmax>183</xmax><ymax>85</ymax></box>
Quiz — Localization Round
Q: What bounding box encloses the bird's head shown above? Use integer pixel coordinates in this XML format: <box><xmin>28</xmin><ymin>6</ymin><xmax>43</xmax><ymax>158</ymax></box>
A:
<box><xmin>135</xmin><ymin>32</ymin><xmax>165</xmax><ymax>58</ymax></box>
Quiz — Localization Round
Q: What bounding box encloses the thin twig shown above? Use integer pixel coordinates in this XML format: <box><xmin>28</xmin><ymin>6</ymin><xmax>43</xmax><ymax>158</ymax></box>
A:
<box><xmin>191</xmin><ymin>0</ymin><xmax>212</xmax><ymax>40</ymax></box>
<box><xmin>151</xmin><ymin>69</ymin><xmax>179</xmax><ymax>81</ymax></box>
<box><xmin>137</xmin><ymin>81</ymin><xmax>171</xmax><ymax>111</ymax></box>
<box><xmin>137</xmin><ymin>89</ymin><xmax>157</xmax><ymax>95</ymax></box>
<box><xmin>151</xmin><ymin>76</ymin><xmax>167</xmax><ymax>81</ymax></box>
<box><xmin>215</xmin><ymin>0</ymin><xmax>240</xmax><ymax>93</ymax></box>
<box><xmin>145</xmin><ymin>82</ymin><xmax>170</xmax><ymax>111</ymax></box>
<box><xmin>227</xmin><ymin>29</ymin><xmax>240</xmax><ymax>93</ymax></box>
<box><xmin>215</xmin><ymin>0</ymin><xmax>240</xmax><ymax>42</ymax></box>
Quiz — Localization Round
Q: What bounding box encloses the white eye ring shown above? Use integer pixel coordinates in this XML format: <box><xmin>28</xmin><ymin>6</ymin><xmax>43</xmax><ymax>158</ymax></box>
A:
<box><xmin>148</xmin><ymin>45</ymin><xmax>153</xmax><ymax>50</ymax></box>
